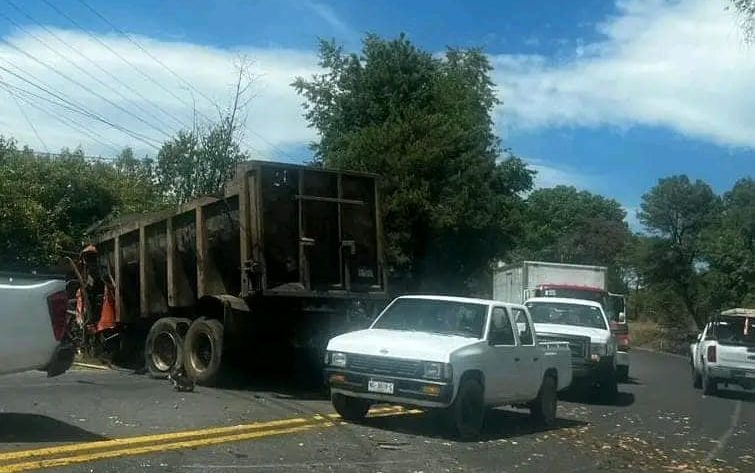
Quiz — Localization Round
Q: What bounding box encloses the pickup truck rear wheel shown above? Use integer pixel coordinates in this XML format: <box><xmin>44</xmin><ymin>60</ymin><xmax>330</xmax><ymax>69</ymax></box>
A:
<box><xmin>184</xmin><ymin>318</ymin><xmax>224</xmax><ymax>386</ymax></box>
<box><xmin>144</xmin><ymin>317</ymin><xmax>190</xmax><ymax>379</ymax></box>
<box><xmin>530</xmin><ymin>374</ymin><xmax>557</xmax><ymax>426</ymax></box>
<box><xmin>449</xmin><ymin>379</ymin><xmax>485</xmax><ymax>440</ymax></box>
<box><xmin>331</xmin><ymin>393</ymin><xmax>370</xmax><ymax>421</ymax></box>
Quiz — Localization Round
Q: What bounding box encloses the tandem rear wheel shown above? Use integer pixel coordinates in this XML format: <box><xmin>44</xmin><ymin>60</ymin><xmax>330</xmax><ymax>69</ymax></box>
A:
<box><xmin>144</xmin><ymin>317</ymin><xmax>191</xmax><ymax>379</ymax></box>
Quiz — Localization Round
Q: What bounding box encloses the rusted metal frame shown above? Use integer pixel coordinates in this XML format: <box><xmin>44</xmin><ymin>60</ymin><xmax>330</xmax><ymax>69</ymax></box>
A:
<box><xmin>374</xmin><ymin>177</ymin><xmax>387</xmax><ymax>292</ymax></box>
<box><xmin>196</xmin><ymin>205</ymin><xmax>207</xmax><ymax>298</ymax></box>
<box><xmin>139</xmin><ymin>225</ymin><xmax>149</xmax><ymax>317</ymax></box>
<box><xmin>166</xmin><ymin>217</ymin><xmax>176</xmax><ymax>307</ymax></box>
<box><xmin>94</xmin><ymin>196</ymin><xmax>221</xmax><ymax>242</ymax></box>
<box><xmin>295</xmin><ymin>195</ymin><xmax>364</xmax><ymax>206</ymax></box>
<box><xmin>114</xmin><ymin>235</ymin><xmax>122</xmax><ymax>320</ymax></box>
<box><xmin>297</xmin><ymin>169</ymin><xmax>310</xmax><ymax>290</ymax></box>
<box><xmin>337</xmin><ymin>174</ymin><xmax>347</xmax><ymax>291</ymax></box>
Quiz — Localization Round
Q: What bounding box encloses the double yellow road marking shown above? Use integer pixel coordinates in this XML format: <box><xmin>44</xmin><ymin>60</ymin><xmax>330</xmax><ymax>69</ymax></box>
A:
<box><xmin>0</xmin><ymin>407</ymin><xmax>421</xmax><ymax>472</ymax></box>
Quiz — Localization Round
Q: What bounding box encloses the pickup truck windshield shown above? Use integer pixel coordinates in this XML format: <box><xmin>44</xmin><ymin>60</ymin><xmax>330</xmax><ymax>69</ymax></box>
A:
<box><xmin>716</xmin><ymin>316</ymin><xmax>755</xmax><ymax>347</ymax></box>
<box><xmin>372</xmin><ymin>298</ymin><xmax>487</xmax><ymax>339</ymax></box>
<box><xmin>526</xmin><ymin>302</ymin><xmax>607</xmax><ymax>330</ymax></box>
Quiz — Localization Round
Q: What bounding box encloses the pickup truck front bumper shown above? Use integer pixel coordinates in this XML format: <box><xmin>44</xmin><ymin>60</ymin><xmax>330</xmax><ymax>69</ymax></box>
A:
<box><xmin>325</xmin><ymin>368</ymin><xmax>454</xmax><ymax>408</ymax></box>
<box><xmin>572</xmin><ymin>356</ymin><xmax>615</xmax><ymax>380</ymax></box>
<box><xmin>708</xmin><ymin>366</ymin><xmax>755</xmax><ymax>389</ymax></box>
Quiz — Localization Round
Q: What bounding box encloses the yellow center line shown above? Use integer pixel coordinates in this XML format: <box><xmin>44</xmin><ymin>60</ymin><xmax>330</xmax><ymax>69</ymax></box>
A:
<box><xmin>0</xmin><ymin>405</ymin><xmax>419</xmax><ymax>472</ymax></box>
<box><xmin>0</xmin><ymin>417</ymin><xmax>310</xmax><ymax>463</ymax></box>
<box><xmin>0</xmin><ymin>422</ymin><xmax>326</xmax><ymax>473</ymax></box>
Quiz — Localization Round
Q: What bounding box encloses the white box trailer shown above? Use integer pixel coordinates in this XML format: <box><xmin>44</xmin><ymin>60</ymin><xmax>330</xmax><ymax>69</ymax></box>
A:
<box><xmin>493</xmin><ymin>261</ymin><xmax>608</xmax><ymax>304</ymax></box>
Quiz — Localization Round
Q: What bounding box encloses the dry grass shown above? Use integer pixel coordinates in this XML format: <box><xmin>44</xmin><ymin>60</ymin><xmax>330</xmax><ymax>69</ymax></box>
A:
<box><xmin>630</xmin><ymin>319</ymin><xmax>695</xmax><ymax>355</ymax></box>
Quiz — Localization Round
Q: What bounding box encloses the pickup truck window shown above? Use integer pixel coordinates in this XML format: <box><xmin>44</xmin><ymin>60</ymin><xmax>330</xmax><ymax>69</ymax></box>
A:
<box><xmin>714</xmin><ymin>316</ymin><xmax>755</xmax><ymax>347</ymax></box>
<box><xmin>512</xmin><ymin>308</ymin><xmax>534</xmax><ymax>345</ymax></box>
<box><xmin>526</xmin><ymin>301</ymin><xmax>607</xmax><ymax>330</ymax></box>
<box><xmin>373</xmin><ymin>298</ymin><xmax>487</xmax><ymax>339</ymax></box>
<box><xmin>488</xmin><ymin>307</ymin><xmax>516</xmax><ymax>346</ymax></box>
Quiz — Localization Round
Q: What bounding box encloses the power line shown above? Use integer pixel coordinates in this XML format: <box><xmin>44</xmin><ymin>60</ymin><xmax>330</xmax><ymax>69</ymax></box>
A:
<box><xmin>0</xmin><ymin>23</ymin><xmax>172</xmax><ymax>140</ymax></box>
<box><xmin>77</xmin><ymin>0</ymin><xmax>220</xmax><ymax>115</ymax></box>
<box><xmin>2</xmin><ymin>80</ymin><xmax>49</xmax><ymax>152</ymax></box>
<box><xmin>7</xmin><ymin>87</ymin><xmax>122</xmax><ymax>155</ymax></box>
<box><xmin>41</xmin><ymin>0</ymin><xmax>207</xmax><ymax>123</ymax></box>
<box><xmin>0</xmin><ymin>61</ymin><xmax>162</xmax><ymax>150</ymax></box>
<box><xmin>4</xmin><ymin>0</ymin><xmax>191</xmax><ymax>131</ymax></box>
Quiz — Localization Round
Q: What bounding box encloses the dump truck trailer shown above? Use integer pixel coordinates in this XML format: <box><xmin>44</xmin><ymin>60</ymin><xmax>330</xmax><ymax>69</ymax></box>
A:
<box><xmin>91</xmin><ymin>161</ymin><xmax>388</xmax><ymax>385</ymax></box>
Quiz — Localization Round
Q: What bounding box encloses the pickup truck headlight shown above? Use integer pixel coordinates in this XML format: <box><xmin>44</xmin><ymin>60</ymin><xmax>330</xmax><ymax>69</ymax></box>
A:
<box><xmin>423</xmin><ymin>362</ymin><xmax>452</xmax><ymax>380</ymax></box>
<box><xmin>328</xmin><ymin>352</ymin><xmax>347</xmax><ymax>368</ymax></box>
<box><xmin>591</xmin><ymin>343</ymin><xmax>608</xmax><ymax>356</ymax></box>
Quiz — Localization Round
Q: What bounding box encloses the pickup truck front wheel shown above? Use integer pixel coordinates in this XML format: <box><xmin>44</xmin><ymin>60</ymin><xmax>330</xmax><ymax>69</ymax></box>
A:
<box><xmin>530</xmin><ymin>374</ymin><xmax>557</xmax><ymax>426</ymax></box>
<box><xmin>597</xmin><ymin>365</ymin><xmax>619</xmax><ymax>402</ymax></box>
<box><xmin>702</xmin><ymin>372</ymin><xmax>718</xmax><ymax>396</ymax></box>
<box><xmin>331</xmin><ymin>393</ymin><xmax>370</xmax><ymax>421</ymax></box>
<box><xmin>449</xmin><ymin>379</ymin><xmax>485</xmax><ymax>440</ymax></box>
<box><xmin>691</xmin><ymin>364</ymin><xmax>702</xmax><ymax>389</ymax></box>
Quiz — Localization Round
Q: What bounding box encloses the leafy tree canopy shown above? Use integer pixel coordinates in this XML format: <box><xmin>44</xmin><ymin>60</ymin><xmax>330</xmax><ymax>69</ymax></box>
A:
<box><xmin>293</xmin><ymin>34</ymin><xmax>534</xmax><ymax>293</ymax></box>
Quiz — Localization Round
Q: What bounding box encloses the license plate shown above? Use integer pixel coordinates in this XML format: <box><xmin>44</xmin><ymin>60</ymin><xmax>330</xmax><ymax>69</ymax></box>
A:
<box><xmin>745</xmin><ymin>372</ymin><xmax>755</xmax><ymax>379</ymax></box>
<box><xmin>368</xmin><ymin>380</ymin><xmax>394</xmax><ymax>394</ymax></box>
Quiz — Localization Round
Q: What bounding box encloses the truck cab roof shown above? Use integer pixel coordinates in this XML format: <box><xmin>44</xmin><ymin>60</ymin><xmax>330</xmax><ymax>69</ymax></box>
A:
<box><xmin>524</xmin><ymin>297</ymin><xmax>604</xmax><ymax>310</ymax></box>
<box><xmin>721</xmin><ymin>308</ymin><xmax>755</xmax><ymax>317</ymax></box>
<box><xmin>398</xmin><ymin>295</ymin><xmax>525</xmax><ymax>309</ymax></box>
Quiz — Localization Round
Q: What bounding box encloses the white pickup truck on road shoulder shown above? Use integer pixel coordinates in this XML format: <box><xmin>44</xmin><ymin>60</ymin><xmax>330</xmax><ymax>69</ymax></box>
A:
<box><xmin>525</xmin><ymin>297</ymin><xmax>619</xmax><ymax>400</ymax></box>
<box><xmin>691</xmin><ymin>308</ymin><xmax>755</xmax><ymax>395</ymax></box>
<box><xmin>324</xmin><ymin>295</ymin><xmax>572</xmax><ymax>439</ymax></box>
<box><xmin>0</xmin><ymin>274</ymin><xmax>74</xmax><ymax>377</ymax></box>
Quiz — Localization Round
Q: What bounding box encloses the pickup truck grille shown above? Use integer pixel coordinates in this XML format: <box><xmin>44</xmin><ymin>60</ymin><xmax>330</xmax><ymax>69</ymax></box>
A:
<box><xmin>348</xmin><ymin>354</ymin><xmax>423</xmax><ymax>378</ymax></box>
<box><xmin>538</xmin><ymin>333</ymin><xmax>589</xmax><ymax>360</ymax></box>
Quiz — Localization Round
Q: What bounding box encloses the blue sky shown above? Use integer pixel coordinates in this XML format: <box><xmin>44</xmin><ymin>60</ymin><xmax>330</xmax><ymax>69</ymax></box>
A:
<box><xmin>0</xmin><ymin>0</ymin><xmax>753</xmax><ymax>229</ymax></box>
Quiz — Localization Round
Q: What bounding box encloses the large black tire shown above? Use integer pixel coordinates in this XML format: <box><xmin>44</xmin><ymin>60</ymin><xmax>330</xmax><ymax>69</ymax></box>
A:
<box><xmin>184</xmin><ymin>318</ymin><xmax>224</xmax><ymax>386</ymax></box>
<box><xmin>530</xmin><ymin>374</ymin><xmax>557</xmax><ymax>426</ymax></box>
<box><xmin>144</xmin><ymin>317</ymin><xmax>190</xmax><ymax>379</ymax></box>
<box><xmin>448</xmin><ymin>378</ymin><xmax>485</xmax><ymax>440</ymax></box>
<box><xmin>617</xmin><ymin>365</ymin><xmax>629</xmax><ymax>383</ymax></box>
<box><xmin>597</xmin><ymin>364</ymin><xmax>619</xmax><ymax>402</ymax></box>
<box><xmin>331</xmin><ymin>393</ymin><xmax>371</xmax><ymax>421</ymax></box>
<box><xmin>702</xmin><ymin>371</ymin><xmax>718</xmax><ymax>396</ymax></box>
<box><xmin>692</xmin><ymin>363</ymin><xmax>702</xmax><ymax>389</ymax></box>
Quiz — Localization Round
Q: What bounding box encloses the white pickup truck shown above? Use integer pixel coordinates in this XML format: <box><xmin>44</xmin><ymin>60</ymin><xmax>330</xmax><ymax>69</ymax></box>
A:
<box><xmin>0</xmin><ymin>274</ymin><xmax>74</xmax><ymax>377</ymax></box>
<box><xmin>324</xmin><ymin>295</ymin><xmax>572</xmax><ymax>439</ymax></box>
<box><xmin>525</xmin><ymin>297</ymin><xmax>619</xmax><ymax>400</ymax></box>
<box><xmin>691</xmin><ymin>308</ymin><xmax>755</xmax><ymax>395</ymax></box>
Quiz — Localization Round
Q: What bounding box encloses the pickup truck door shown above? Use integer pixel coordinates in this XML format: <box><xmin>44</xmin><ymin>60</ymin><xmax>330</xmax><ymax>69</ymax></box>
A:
<box><xmin>511</xmin><ymin>307</ymin><xmax>543</xmax><ymax>400</ymax></box>
<box><xmin>484</xmin><ymin>306</ymin><xmax>519</xmax><ymax>404</ymax></box>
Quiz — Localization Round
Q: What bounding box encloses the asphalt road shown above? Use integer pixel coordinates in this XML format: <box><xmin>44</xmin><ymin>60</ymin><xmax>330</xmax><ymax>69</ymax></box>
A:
<box><xmin>0</xmin><ymin>350</ymin><xmax>753</xmax><ymax>473</ymax></box>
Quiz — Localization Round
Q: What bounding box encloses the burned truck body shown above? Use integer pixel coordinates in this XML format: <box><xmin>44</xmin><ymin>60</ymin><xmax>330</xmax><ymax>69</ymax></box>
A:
<box><xmin>92</xmin><ymin>161</ymin><xmax>387</xmax><ymax>384</ymax></box>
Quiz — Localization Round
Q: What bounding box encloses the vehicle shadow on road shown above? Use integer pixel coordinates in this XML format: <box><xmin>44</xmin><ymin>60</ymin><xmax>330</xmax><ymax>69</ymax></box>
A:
<box><xmin>362</xmin><ymin>408</ymin><xmax>587</xmax><ymax>443</ymax></box>
<box><xmin>0</xmin><ymin>413</ymin><xmax>106</xmax><ymax>443</ymax></box>
<box><xmin>559</xmin><ymin>388</ymin><xmax>635</xmax><ymax>407</ymax></box>
<box><xmin>715</xmin><ymin>390</ymin><xmax>755</xmax><ymax>403</ymax></box>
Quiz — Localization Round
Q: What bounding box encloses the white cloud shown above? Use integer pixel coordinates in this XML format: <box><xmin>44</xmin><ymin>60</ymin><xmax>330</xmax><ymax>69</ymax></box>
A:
<box><xmin>493</xmin><ymin>0</ymin><xmax>755</xmax><ymax>148</ymax></box>
<box><xmin>527</xmin><ymin>159</ymin><xmax>593</xmax><ymax>190</ymax></box>
<box><xmin>0</xmin><ymin>27</ymin><xmax>319</xmax><ymax>158</ymax></box>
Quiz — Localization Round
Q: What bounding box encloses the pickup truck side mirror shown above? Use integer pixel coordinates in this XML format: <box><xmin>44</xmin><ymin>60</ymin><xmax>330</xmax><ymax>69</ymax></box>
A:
<box><xmin>618</xmin><ymin>311</ymin><xmax>627</xmax><ymax>324</ymax></box>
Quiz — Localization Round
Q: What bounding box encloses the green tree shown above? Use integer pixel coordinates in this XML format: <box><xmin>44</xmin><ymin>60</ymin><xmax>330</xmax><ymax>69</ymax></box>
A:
<box><xmin>637</xmin><ymin>175</ymin><xmax>721</xmax><ymax>326</ymax></box>
<box><xmin>517</xmin><ymin>186</ymin><xmax>630</xmax><ymax>271</ymax></box>
<box><xmin>293</xmin><ymin>34</ymin><xmax>533</xmax><ymax>293</ymax></box>
<box><xmin>701</xmin><ymin>178</ymin><xmax>755</xmax><ymax>309</ymax></box>
<box><xmin>0</xmin><ymin>139</ymin><xmax>162</xmax><ymax>270</ymax></box>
